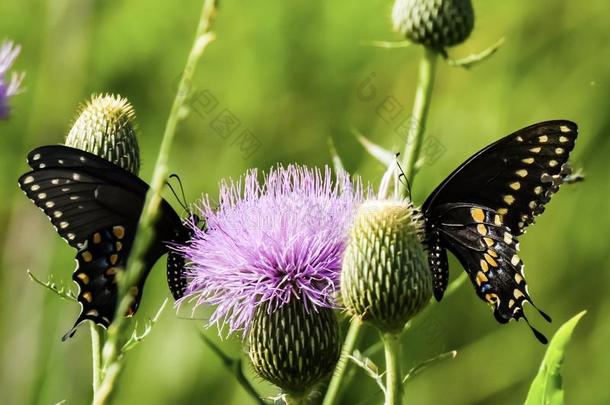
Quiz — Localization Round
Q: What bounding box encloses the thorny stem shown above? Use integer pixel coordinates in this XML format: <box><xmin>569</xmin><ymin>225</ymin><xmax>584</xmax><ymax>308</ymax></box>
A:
<box><xmin>382</xmin><ymin>333</ymin><xmax>402</xmax><ymax>405</ymax></box>
<box><xmin>323</xmin><ymin>46</ymin><xmax>441</xmax><ymax>405</ymax></box>
<box><xmin>93</xmin><ymin>1</ymin><xmax>217</xmax><ymax>404</ymax></box>
<box><xmin>322</xmin><ymin>317</ymin><xmax>363</xmax><ymax>405</ymax></box>
<box><xmin>401</xmin><ymin>46</ymin><xmax>438</xmax><ymax>195</ymax></box>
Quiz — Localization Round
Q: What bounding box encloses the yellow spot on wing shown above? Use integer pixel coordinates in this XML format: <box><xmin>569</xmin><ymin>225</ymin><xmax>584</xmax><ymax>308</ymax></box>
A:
<box><xmin>484</xmin><ymin>237</ymin><xmax>494</xmax><ymax>247</ymax></box>
<box><xmin>81</xmin><ymin>251</ymin><xmax>93</xmax><ymax>262</ymax></box>
<box><xmin>476</xmin><ymin>271</ymin><xmax>488</xmax><ymax>286</ymax></box>
<box><xmin>559</xmin><ymin>135</ymin><xmax>569</xmax><ymax>143</ymax></box>
<box><xmin>559</xmin><ymin>125</ymin><xmax>571</xmax><ymax>133</ymax></box>
<box><xmin>515</xmin><ymin>273</ymin><xmax>523</xmax><ymax>284</ymax></box>
<box><xmin>487</xmin><ymin>249</ymin><xmax>498</xmax><ymax>258</ymax></box>
<box><xmin>511</xmin><ymin>254</ymin><xmax>520</xmax><ymax>266</ymax></box>
<box><xmin>77</xmin><ymin>273</ymin><xmax>90</xmax><ymax>284</ymax></box>
<box><xmin>494</xmin><ymin>215</ymin><xmax>502</xmax><ymax>226</ymax></box>
<box><xmin>106</xmin><ymin>267</ymin><xmax>118</xmax><ymax>276</ymax></box>
<box><xmin>555</xmin><ymin>148</ymin><xmax>564</xmax><ymax>155</ymax></box>
<box><xmin>513</xmin><ymin>289</ymin><xmax>525</xmax><ymax>299</ymax></box>
<box><xmin>509</xmin><ymin>299</ymin><xmax>515</xmax><ymax>308</ymax></box>
<box><xmin>471</xmin><ymin>208</ymin><xmax>485</xmax><ymax>223</ymax></box>
<box><xmin>529</xmin><ymin>147</ymin><xmax>541</xmax><ymax>153</ymax></box>
<box><xmin>82</xmin><ymin>292</ymin><xmax>93</xmax><ymax>303</ymax></box>
<box><xmin>485</xmin><ymin>293</ymin><xmax>499</xmax><ymax>304</ymax></box>
<box><xmin>497</xmin><ymin>208</ymin><xmax>508</xmax><ymax>215</ymax></box>
<box><xmin>503</xmin><ymin>195</ymin><xmax>515</xmax><ymax>205</ymax></box>
<box><xmin>480</xmin><ymin>259</ymin><xmax>489</xmax><ymax>272</ymax></box>
<box><xmin>538</xmin><ymin>135</ymin><xmax>548</xmax><ymax>143</ymax></box>
<box><xmin>113</xmin><ymin>226</ymin><xmax>125</xmax><ymax>239</ymax></box>
<box><xmin>93</xmin><ymin>233</ymin><xmax>102</xmax><ymax>244</ymax></box>
<box><xmin>534</xmin><ymin>186</ymin><xmax>543</xmax><ymax>195</ymax></box>
<box><xmin>110</xmin><ymin>254</ymin><xmax>119</xmax><ymax>265</ymax></box>
<box><xmin>503</xmin><ymin>232</ymin><xmax>513</xmax><ymax>244</ymax></box>
<box><xmin>509</xmin><ymin>182</ymin><xmax>521</xmax><ymax>190</ymax></box>
<box><xmin>521</xmin><ymin>157</ymin><xmax>534</xmax><ymax>164</ymax></box>
<box><xmin>484</xmin><ymin>253</ymin><xmax>498</xmax><ymax>267</ymax></box>
<box><xmin>477</xmin><ymin>224</ymin><xmax>488</xmax><ymax>236</ymax></box>
<box><xmin>516</xmin><ymin>169</ymin><xmax>528</xmax><ymax>178</ymax></box>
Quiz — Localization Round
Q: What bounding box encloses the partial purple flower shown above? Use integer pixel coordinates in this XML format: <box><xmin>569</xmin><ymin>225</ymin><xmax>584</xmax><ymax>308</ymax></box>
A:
<box><xmin>179</xmin><ymin>164</ymin><xmax>366</xmax><ymax>334</ymax></box>
<box><xmin>0</xmin><ymin>40</ymin><xmax>24</xmax><ymax>120</ymax></box>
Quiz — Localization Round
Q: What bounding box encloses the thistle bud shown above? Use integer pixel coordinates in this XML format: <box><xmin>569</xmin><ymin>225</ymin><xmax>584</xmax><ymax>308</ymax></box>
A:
<box><xmin>248</xmin><ymin>301</ymin><xmax>340</xmax><ymax>397</ymax></box>
<box><xmin>65</xmin><ymin>94</ymin><xmax>140</xmax><ymax>174</ymax></box>
<box><xmin>392</xmin><ymin>0</ymin><xmax>474</xmax><ymax>49</ymax></box>
<box><xmin>341</xmin><ymin>200</ymin><xmax>432</xmax><ymax>333</ymax></box>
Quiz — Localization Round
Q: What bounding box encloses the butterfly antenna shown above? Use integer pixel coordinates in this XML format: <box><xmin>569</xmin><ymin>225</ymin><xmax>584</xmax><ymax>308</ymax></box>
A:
<box><xmin>166</xmin><ymin>179</ymin><xmax>188</xmax><ymax>213</ymax></box>
<box><xmin>395</xmin><ymin>153</ymin><xmax>412</xmax><ymax>198</ymax></box>
<box><xmin>168</xmin><ymin>173</ymin><xmax>189</xmax><ymax>212</ymax></box>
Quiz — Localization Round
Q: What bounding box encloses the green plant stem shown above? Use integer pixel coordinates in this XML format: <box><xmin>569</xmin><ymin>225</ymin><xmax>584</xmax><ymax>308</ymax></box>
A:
<box><xmin>90</xmin><ymin>324</ymin><xmax>104</xmax><ymax>401</ymax></box>
<box><xmin>382</xmin><ymin>333</ymin><xmax>402</xmax><ymax>405</ymax></box>
<box><xmin>401</xmin><ymin>46</ymin><xmax>438</xmax><ymax>195</ymax></box>
<box><xmin>323</xmin><ymin>47</ymin><xmax>440</xmax><ymax>405</ymax></box>
<box><xmin>93</xmin><ymin>1</ymin><xmax>217</xmax><ymax>404</ymax></box>
<box><xmin>322</xmin><ymin>317</ymin><xmax>363</xmax><ymax>405</ymax></box>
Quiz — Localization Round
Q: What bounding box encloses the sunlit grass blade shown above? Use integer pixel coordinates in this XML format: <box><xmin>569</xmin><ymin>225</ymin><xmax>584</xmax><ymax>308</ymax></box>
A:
<box><xmin>524</xmin><ymin>310</ymin><xmax>586</xmax><ymax>405</ymax></box>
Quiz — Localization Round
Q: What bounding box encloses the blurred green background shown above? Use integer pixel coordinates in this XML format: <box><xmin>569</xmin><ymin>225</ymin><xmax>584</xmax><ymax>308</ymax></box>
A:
<box><xmin>1</xmin><ymin>0</ymin><xmax>609</xmax><ymax>404</ymax></box>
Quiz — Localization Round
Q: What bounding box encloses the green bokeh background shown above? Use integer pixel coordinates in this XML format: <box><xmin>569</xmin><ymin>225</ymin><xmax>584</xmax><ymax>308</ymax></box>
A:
<box><xmin>1</xmin><ymin>1</ymin><xmax>609</xmax><ymax>404</ymax></box>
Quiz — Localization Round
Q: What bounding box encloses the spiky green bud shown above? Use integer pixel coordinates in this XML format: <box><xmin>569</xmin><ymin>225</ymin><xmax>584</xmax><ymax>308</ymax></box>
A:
<box><xmin>65</xmin><ymin>94</ymin><xmax>140</xmax><ymax>174</ymax></box>
<box><xmin>248</xmin><ymin>301</ymin><xmax>340</xmax><ymax>397</ymax></box>
<box><xmin>341</xmin><ymin>200</ymin><xmax>432</xmax><ymax>333</ymax></box>
<box><xmin>392</xmin><ymin>0</ymin><xmax>474</xmax><ymax>49</ymax></box>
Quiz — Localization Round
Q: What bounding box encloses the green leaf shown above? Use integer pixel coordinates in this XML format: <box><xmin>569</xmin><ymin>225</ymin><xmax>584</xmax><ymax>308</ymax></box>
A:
<box><xmin>524</xmin><ymin>310</ymin><xmax>586</xmax><ymax>405</ymax></box>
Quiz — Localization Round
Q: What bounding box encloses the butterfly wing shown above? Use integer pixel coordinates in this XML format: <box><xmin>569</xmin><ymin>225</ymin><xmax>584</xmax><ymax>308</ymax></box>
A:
<box><xmin>422</xmin><ymin>121</ymin><xmax>577</xmax><ymax>342</ymax></box>
<box><xmin>423</xmin><ymin>120</ymin><xmax>578</xmax><ymax>235</ymax></box>
<box><xmin>19</xmin><ymin>145</ymin><xmax>185</xmax><ymax>337</ymax></box>
<box><xmin>431</xmin><ymin>204</ymin><xmax>550</xmax><ymax>343</ymax></box>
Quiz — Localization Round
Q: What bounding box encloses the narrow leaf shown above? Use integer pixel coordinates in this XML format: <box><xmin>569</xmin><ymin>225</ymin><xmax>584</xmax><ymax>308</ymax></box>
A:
<box><xmin>524</xmin><ymin>310</ymin><xmax>586</xmax><ymax>405</ymax></box>
<box><xmin>360</xmin><ymin>40</ymin><xmax>412</xmax><ymax>49</ymax></box>
<box><xmin>327</xmin><ymin>137</ymin><xmax>346</xmax><ymax>175</ymax></box>
<box><xmin>349</xmin><ymin>350</ymin><xmax>386</xmax><ymax>393</ymax></box>
<box><xmin>446</xmin><ymin>37</ymin><xmax>505</xmax><ymax>69</ymax></box>
<box><xmin>403</xmin><ymin>350</ymin><xmax>457</xmax><ymax>383</ymax></box>
<box><xmin>352</xmin><ymin>129</ymin><xmax>395</xmax><ymax>167</ymax></box>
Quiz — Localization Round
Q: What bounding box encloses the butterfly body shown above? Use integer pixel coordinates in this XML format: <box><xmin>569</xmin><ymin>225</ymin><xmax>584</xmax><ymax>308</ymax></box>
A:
<box><xmin>19</xmin><ymin>145</ymin><xmax>192</xmax><ymax>339</ymax></box>
<box><xmin>421</xmin><ymin>120</ymin><xmax>577</xmax><ymax>343</ymax></box>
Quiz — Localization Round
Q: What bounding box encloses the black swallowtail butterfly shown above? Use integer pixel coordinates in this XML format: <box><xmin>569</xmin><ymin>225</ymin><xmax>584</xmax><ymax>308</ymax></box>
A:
<box><xmin>18</xmin><ymin>145</ymin><xmax>195</xmax><ymax>340</ymax></box>
<box><xmin>421</xmin><ymin>120</ymin><xmax>578</xmax><ymax>343</ymax></box>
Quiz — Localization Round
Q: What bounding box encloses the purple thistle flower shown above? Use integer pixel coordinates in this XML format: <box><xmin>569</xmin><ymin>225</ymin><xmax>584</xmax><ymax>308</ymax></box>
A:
<box><xmin>0</xmin><ymin>40</ymin><xmax>24</xmax><ymax>120</ymax></box>
<box><xmin>179</xmin><ymin>164</ymin><xmax>366</xmax><ymax>334</ymax></box>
